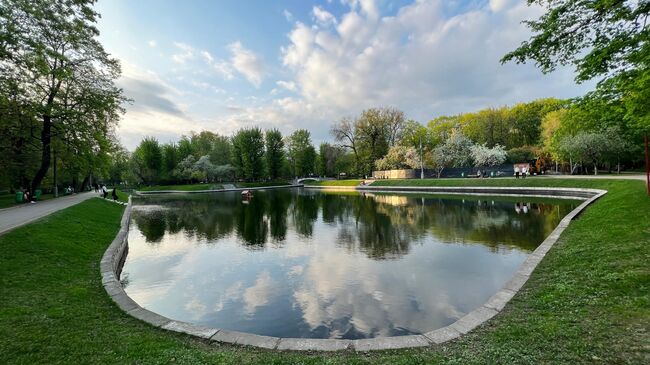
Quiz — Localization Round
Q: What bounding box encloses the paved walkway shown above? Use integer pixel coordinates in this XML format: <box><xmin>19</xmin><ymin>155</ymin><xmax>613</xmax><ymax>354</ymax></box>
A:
<box><xmin>0</xmin><ymin>192</ymin><xmax>96</xmax><ymax>235</ymax></box>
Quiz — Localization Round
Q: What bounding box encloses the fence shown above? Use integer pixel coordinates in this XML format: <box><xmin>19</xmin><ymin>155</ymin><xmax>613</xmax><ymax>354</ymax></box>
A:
<box><xmin>373</xmin><ymin>164</ymin><xmax>518</xmax><ymax>179</ymax></box>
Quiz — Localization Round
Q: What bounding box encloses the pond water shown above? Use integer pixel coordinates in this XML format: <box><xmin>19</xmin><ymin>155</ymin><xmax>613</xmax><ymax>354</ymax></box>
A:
<box><xmin>122</xmin><ymin>188</ymin><xmax>579</xmax><ymax>339</ymax></box>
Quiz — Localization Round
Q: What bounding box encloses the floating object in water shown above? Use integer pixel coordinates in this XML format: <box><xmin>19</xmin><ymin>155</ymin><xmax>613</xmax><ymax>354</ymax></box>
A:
<box><xmin>241</xmin><ymin>190</ymin><xmax>253</xmax><ymax>199</ymax></box>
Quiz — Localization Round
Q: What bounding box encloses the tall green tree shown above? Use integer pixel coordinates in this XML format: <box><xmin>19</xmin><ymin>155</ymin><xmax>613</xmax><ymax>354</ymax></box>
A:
<box><xmin>265</xmin><ymin>129</ymin><xmax>285</xmax><ymax>179</ymax></box>
<box><xmin>161</xmin><ymin>143</ymin><xmax>179</xmax><ymax>181</ymax></box>
<box><xmin>231</xmin><ymin>128</ymin><xmax>265</xmax><ymax>181</ymax></box>
<box><xmin>0</xmin><ymin>0</ymin><xmax>125</xmax><ymax>194</ymax></box>
<box><xmin>502</xmin><ymin>1</ymin><xmax>650</xmax><ymax>143</ymax></box>
<box><xmin>131</xmin><ymin>137</ymin><xmax>162</xmax><ymax>185</ymax></box>
<box><xmin>287</xmin><ymin>129</ymin><xmax>316</xmax><ymax>177</ymax></box>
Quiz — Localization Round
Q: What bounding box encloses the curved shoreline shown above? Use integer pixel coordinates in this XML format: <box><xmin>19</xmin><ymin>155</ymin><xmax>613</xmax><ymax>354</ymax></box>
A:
<box><xmin>135</xmin><ymin>184</ymin><xmax>302</xmax><ymax>195</ymax></box>
<box><xmin>100</xmin><ymin>186</ymin><xmax>606</xmax><ymax>351</ymax></box>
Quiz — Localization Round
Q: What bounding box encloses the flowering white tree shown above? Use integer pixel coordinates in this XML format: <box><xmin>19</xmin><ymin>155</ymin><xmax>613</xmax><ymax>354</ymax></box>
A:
<box><xmin>375</xmin><ymin>145</ymin><xmax>419</xmax><ymax>170</ymax></box>
<box><xmin>471</xmin><ymin>144</ymin><xmax>507</xmax><ymax>169</ymax></box>
<box><xmin>430</xmin><ymin>129</ymin><xmax>474</xmax><ymax>178</ymax></box>
<box><xmin>431</xmin><ymin>145</ymin><xmax>453</xmax><ymax>178</ymax></box>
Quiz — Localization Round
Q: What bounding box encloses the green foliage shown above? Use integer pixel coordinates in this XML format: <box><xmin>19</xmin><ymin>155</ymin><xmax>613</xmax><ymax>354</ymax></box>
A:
<box><xmin>231</xmin><ymin>128</ymin><xmax>265</xmax><ymax>181</ymax></box>
<box><xmin>0</xmin><ymin>0</ymin><xmax>125</xmax><ymax>193</ymax></box>
<box><xmin>429</xmin><ymin>98</ymin><xmax>566</xmax><ymax>150</ymax></box>
<box><xmin>503</xmin><ymin>0</ymin><xmax>650</xmax><ymax>138</ymax></box>
<box><xmin>330</xmin><ymin>107</ymin><xmax>407</xmax><ymax>176</ymax></box>
<box><xmin>286</xmin><ymin>129</ymin><xmax>316</xmax><ymax>177</ymax></box>
<box><xmin>507</xmin><ymin>146</ymin><xmax>538</xmax><ymax>163</ymax></box>
<box><xmin>317</xmin><ymin>143</ymin><xmax>347</xmax><ymax>177</ymax></box>
<box><xmin>131</xmin><ymin>137</ymin><xmax>162</xmax><ymax>185</ymax></box>
<box><xmin>265</xmin><ymin>129</ymin><xmax>285</xmax><ymax>179</ymax></box>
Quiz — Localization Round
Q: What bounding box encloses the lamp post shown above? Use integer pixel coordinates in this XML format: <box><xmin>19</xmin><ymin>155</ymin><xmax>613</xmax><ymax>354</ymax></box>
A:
<box><xmin>419</xmin><ymin>136</ymin><xmax>424</xmax><ymax>179</ymax></box>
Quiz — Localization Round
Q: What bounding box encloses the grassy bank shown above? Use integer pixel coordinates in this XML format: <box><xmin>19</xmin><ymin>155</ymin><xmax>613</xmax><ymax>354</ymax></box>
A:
<box><xmin>1</xmin><ymin>179</ymin><xmax>648</xmax><ymax>364</ymax></box>
<box><xmin>137</xmin><ymin>181</ymin><xmax>291</xmax><ymax>192</ymax></box>
<box><xmin>235</xmin><ymin>181</ymin><xmax>290</xmax><ymax>188</ymax></box>
<box><xmin>304</xmin><ymin>179</ymin><xmax>363</xmax><ymax>186</ymax></box>
<box><xmin>138</xmin><ymin>183</ymin><xmax>221</xmax><ymax>191</ymax></box>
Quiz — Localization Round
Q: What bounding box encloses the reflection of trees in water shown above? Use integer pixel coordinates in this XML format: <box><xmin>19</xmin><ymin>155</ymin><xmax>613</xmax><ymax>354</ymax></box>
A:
<box><xmin>131</xmin><ymin>191</ymin><xmax>576</xmax><ymax>258</ymax></box>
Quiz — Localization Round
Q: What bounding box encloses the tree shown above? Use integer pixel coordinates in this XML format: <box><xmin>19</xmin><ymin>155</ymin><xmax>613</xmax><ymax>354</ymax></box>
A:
<box><xmin>375</xmin><ymin>145</ymin><xmax>419</xmax><ymax>170</ymax></box>
<box><xmin>265</xmin><ymin>129</ymin><xmax>285</xmax><ymax>179</ymax></box>
<box><xmin>502</xmin><ymin>1</ymin><xmax>650</xmax><ymax>187</ymax></box>
<box><xmin>194</xmin><ymin>155</ymin><xmax>216</xmax><ymax>182</ymax></box>
<box><xmin>286</xmin><ymin>129</ymin><xmax>316</xmax><ymax>177</ymax></box>
<box><xmin>430</xmin><ymin>145</ymin><xmax>453</xmax><ymax>178</ymax></box>
<box><xmin>161</xmin><ymin>143</ymin><xmax>179</xmax><ymax>181</ymax></box>
<box><xmin>0</xmin><ymin>0</ymin><xmax>125</xmax><ymax>194</ymax></box>
<box><xmin>444</xmin><ymin>129</ymin><xmax>474</xmax><ymax>167</ymax></box>
<box><xmin>330</xmin><ymin>117</ymin><xmax>360</xmax><ymax>175</ymax></box>
<box><xmin>131</xmin><ymin>138</ymin><xmax>162</xmax><ymax>185</ymax></box>
<box><xmin>174</xmin><ymin>155</ymin><xmax>197</xmax><ymax>182</ymax></box>
<box><xmin>470</xmin><ymin>144</ymin><xmax>507</xmax><ymax>169</ymax></box>
<box><xmin>318</xmin><ymin>143</ymin><xmax>346</xmax><ymax>177</ymax></box>
<box><xmin>429</xmin><ymin>129</ymin><xmax>474</xmax><ymax>178</ymax></box>
<box><xmin>107</xmin><ymin>146</ymin><xmax>130</xmax><ymax>186</ymax></box>
<box><xmin>231</xmin><ymin>128</ymin><xmax>265</xmax><ymax>181</ymax></box>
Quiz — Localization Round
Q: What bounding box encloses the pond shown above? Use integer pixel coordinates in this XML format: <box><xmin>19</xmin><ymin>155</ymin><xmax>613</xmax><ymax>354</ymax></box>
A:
<box><xmin>121</xmin><ymin>188</ymin><xmax>579</xmax><ymax>339</ymax></box>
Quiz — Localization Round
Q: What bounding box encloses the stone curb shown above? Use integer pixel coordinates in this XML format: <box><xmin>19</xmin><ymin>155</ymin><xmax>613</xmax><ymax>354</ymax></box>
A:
<box><xmin>101</xmin><ymin>187</ymin><xmax>606</xmax><ymax>352</ymax></box>
<box><xmin>135</xmin><ymin>184</ymin><xmax>303</xmax><ymax>195</ymax></box>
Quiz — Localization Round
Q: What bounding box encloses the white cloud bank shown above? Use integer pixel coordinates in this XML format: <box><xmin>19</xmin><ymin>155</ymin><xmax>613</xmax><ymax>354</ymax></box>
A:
<box><xmin>116</xmin><ymin>0</ymin><xmax>592</xmax><ymax>149</ymax></box>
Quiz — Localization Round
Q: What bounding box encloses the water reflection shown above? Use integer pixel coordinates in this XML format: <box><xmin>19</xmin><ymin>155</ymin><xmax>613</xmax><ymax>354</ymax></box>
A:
<box><xmin>123</xmin><ymin>189</ymin><xmax>578</xmax><ymax>339</ymax></box>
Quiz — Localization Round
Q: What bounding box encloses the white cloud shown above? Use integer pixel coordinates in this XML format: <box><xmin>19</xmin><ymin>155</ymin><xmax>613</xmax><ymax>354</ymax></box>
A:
<box><xmin>283</xmin><ymin>9</ymin><xmax>293</xmax><ymax>22</ymax></box>
<box><xmin>171</xmin><ymin>42</ymin><xmax>195</xmax><ymax>64</ymax></box>
<box><xmin>228</xmin><ymin>41</ymin><xmax>266</xmax><ymax>87</ymax></box>
<box><xmin>200</xmin><ymin>50</ymin><xmax>214</xmax><ymax>63</ymax></box>
<box><xmin>312</xmin><ymin>6</ymin><xmax>337</xmax><ymax>26</ymax></box>
<box><xmin>279</xmin><ymin>0</ymin><xmax>591</xmax><ymax>126</ymax></box>
<box><xmin>148</xmin><ymin>40</ymin><xmax>157</xmax><ymax>48</ymax></box>
<box><xmin>276</xmin><ymin>80</ymin><xmax>297</xmax><ymax>92</ymax></box>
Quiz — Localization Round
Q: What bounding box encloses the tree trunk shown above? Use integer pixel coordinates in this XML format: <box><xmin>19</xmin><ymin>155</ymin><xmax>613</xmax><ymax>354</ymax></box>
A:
<box><xmin>594</xmin><ymin>161</ymin><xmax>598</xmax><ymax>175</ymax></box>
<box><xmin>30</xmin><ymin>115</ymin><xmax>52</xmax><ymax>195</ymax></box>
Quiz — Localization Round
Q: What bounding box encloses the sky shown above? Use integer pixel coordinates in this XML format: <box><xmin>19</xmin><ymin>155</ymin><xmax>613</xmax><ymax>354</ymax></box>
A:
<box><xmin>94</xmin><ymin>0</ymin><xmax>593</xmax><ymax>150</ymax></box>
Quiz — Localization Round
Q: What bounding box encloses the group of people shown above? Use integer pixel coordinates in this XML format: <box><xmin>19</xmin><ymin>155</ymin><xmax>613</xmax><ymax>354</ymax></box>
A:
<box><xmin>514</xmin><ymin>165</ymin><xmax>529</xmax><ymax>179</ymax></box>
<box><xmin>93</xmin><ymin>183</ymin><xmax>118</xmax><ymax>201</ymax></box>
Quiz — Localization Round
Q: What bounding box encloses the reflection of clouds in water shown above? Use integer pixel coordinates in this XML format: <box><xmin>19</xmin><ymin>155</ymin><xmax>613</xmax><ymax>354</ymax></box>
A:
<box><xmin>288</xmin><ymin>265</ymin><xmax>304</xmax><ymax>277</ymax></box>
<box><xmin>291</xmin><ymin>234</ymin><xmax>469</xmax><ymax>338</ymax></box>
<box><xmin>243</xmin><ymin>271</ymin><xmax>276</xmax><ymax>315</ymax></box>
<box><xmin>123</xmin><ymin>192</ymin><xmax>573</xmax><ymax>338</ymax></box>
<box><xmin>185</xmin><ymin>296</ymin><xmax>208</xmax><ymax>317</ymax></box>
<box><xmin>213</xmin><ymin>281</ymin><xmax>243</xmax><ymax>312</ymax></box>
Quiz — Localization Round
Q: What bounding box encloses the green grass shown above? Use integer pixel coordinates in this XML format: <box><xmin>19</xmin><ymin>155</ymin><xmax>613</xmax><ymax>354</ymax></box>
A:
<box><xmin>1</xmin><ymin>180</ymin><xmax>649</xmax><ymax>364</ymax></box>
<box><xmin>138</xmin><ymin>183</ymin><xmax>222</xmax><ymax>192</ymax></box>
<box><xmin>235</xmin><ymin>181</ymin><xmax>291</xmax><ymax>188</ymax></box>
<box><xmin>304</xmin><ymin>179</ymin><xmax>363</xmax><ymax>186</ymax></box>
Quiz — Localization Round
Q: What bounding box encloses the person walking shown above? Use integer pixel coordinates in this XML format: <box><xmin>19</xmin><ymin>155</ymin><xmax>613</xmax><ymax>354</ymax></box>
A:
<box><xmin>112</xmin><ymin>188</ymin><xmax>118</xmax><ymax>201</ymax></box>
<box><xmin>514</xmin><ymin>165</ymin><xmax>520</xmax><ymax>179</ymax></box>
<box><xmin>522</xmin><ymin>166</ymin><xmax>528</xmax><ymax>179</ymax></box>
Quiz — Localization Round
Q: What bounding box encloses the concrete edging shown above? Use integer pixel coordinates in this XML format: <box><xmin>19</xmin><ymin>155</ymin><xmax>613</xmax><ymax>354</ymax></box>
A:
<box><xmin>135</xmin><ymin>184</ymin><xmax>302</xmax><ymax>195</ymax></box>
<box><xmin>100</xmin><ymin>186</ymin><xmax>606</xmax><ymax>352</ymax></box>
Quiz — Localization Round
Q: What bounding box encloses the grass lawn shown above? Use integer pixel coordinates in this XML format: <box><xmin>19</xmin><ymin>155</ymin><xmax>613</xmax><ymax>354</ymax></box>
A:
<box><xmin>235</xmin><ymin>181</ymin><xmax>291</xmax><ymax>188</ymax></box>
<box><xmin>138</xmin><ymin>183</ymin><xmax>222</xmax><ymax>192</ymax></box>
<box><xmin>1</xmin><ymin>179</ymin><xmax>648</xmax><ymax>364</ymax></box>
<box><xmin>304</xmin><ymin>179</ymin><xmax>363</xmax><ymax>186</ymax></box>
